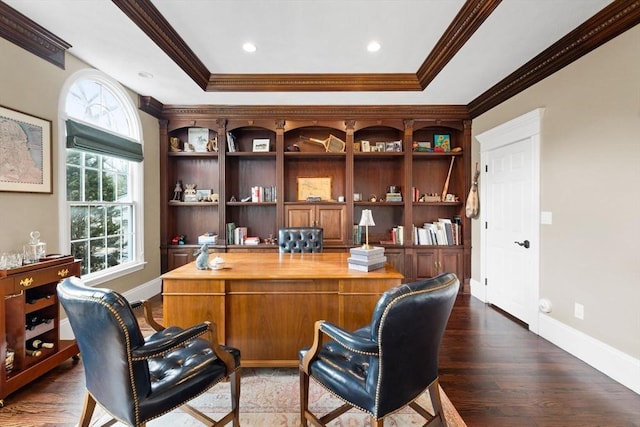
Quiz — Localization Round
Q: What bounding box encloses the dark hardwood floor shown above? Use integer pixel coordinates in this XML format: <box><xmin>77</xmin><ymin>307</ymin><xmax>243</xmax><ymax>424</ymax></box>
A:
<box><xmin>0</xmin><ymin>293</ymin><xmax>638</xmax><ymax>426</ymax></box>
<box><xmin>439</xmin><ymin>295</ymin><xmax>640</xmax><ymax>427</ymax></box>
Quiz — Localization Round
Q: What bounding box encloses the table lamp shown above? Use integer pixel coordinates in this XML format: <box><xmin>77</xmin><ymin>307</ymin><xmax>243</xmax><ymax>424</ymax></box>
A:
<box><xmin>359</xmin><ymin>209</ymin><xmax>375</xmax><ymax>249</ymax></box>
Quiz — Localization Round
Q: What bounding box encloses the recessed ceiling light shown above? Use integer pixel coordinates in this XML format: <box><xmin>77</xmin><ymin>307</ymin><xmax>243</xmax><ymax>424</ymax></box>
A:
<box><xmin>243</xmin><ymin>42</ymin><xmax>257</xmax><ymax>53</ymax></box>
<box><xmin>138</xmin><ymin>71</ymin><xmax>154</xmax><ymax>79</ymax></box>
<box><xmin>367</xmin><ymin>41</ymin><xmax>381</xmax><ymax>52</ymax></box>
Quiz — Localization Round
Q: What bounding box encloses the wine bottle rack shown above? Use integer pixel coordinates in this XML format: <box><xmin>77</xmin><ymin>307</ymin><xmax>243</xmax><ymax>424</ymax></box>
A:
<box><xmin>0</xmin><ymin>256</ymin><xmax>81</xmax><ymax>406</ymax></box>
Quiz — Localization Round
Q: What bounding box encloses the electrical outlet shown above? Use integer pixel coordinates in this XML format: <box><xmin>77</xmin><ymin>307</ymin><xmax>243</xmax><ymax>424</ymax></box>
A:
<box><xmin>574</xmin><ymin>303</ymin><xmax>584</xmax><ymax>320</ymax></box>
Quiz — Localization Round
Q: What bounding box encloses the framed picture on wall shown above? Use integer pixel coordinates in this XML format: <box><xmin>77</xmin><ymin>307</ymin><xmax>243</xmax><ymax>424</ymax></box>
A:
<box><xmin>0</xmin><ymin>105</ymin><xmax>52</xmax><ymax>193</ymax></box>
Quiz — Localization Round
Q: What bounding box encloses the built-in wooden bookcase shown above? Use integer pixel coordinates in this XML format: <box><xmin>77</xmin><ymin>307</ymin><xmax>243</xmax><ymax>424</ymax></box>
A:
<box><xmin>157</xmin><ymin>107</ymin><xmax>471</xmax><ymax>289</ymax></box>
<box><xmin>165</xmin><ymin>128</ymin><xmax>220</xmax><ymax>242</ymax></box>
<box><xmin>224</xmin><ymin>124</ymin><xmax>278</xmax><ymax>247</ymax></box>
<box><xmin>353</xmin><ymin>123</ymin><xmax>406</xmax><ymax>245</ymax></box>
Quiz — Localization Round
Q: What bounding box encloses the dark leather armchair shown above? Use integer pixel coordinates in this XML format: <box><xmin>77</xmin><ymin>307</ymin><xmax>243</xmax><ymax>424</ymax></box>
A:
<box><xmin>278</xmin><ymin>227</ymin><xmax>323</xmax><ymax>253</ymax></box>
<box><xmin>57</xmin><ymin>276</ymin><xmax>241</xmax><ymax>427</ymax></box>
<box><xmin>299</xmin><ymin>273</ymin><xmax>459</xmax><ymax>426</ymax></box>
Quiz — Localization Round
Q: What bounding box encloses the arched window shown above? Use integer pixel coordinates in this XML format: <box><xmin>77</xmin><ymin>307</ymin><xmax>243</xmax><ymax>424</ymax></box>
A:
<box><xmin>59</xmin><ymin>69</ymin><xmax>144</xmax><ymax>283</ymax></box>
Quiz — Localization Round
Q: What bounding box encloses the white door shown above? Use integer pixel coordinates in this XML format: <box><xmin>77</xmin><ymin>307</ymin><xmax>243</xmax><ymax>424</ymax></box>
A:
<box><xmin>485</xmin><ymin>139</ymin><xmax>534</xmax><ymax>322</ymax></box>
<box><xmin>477</xmin><ymin>109</ymin><xmax>542</xmax><ymax>332</ymax></box>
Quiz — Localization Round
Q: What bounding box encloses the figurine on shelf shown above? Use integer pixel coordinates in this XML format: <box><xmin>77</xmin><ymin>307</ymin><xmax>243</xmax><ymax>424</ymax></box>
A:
<box><xmin>183</xmin><ymin>184</ymin><xmax>198</xmax><ymax>202</ymax></box>
<box><xmin>207</xmin><ymin>137</ymin><xmax>218</xmax><ymax>152</ymax></box>
<box><xmin>173</xmin><ymin>181</ymin><xmax>183</xmax><ymax>201</ymax></box>
<box><xmin>170</xmin><ymin>137</ymin><xmax>181</xmax><ymax>152</ymax></box>
<box><xmin>171</xmin><ymin>235</ymin><xmax>186</xmax><ymax>245</ymax></box>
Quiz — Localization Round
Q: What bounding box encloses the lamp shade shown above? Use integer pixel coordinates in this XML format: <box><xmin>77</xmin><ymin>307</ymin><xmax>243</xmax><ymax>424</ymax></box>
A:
<box><xmin>359</xmin><ymin>209</ymin><xmax>375</xmax><ymax>227</ymax></box>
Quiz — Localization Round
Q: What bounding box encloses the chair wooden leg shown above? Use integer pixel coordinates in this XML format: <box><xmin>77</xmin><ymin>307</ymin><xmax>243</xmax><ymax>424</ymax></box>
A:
<box><xmin>230</xmin><ymin>369</ymin><xmax>241</xmax><ymax>427</ymax></box>
<box><xmin>300</xmin><ymin>368</ymin><xmax>310</xmax><ymax>426</ymax></box>
<box><xmin>427</xmin><ymin>380</ymin><xmax>446</xmax><ymax>427</ymax></box>
<box><xmin>78</xmin><ymin>391</ymin><xmax>96</xmax><ymax>427</ymax></box>
<box><xmin>372</xmin><ymin>416</ymin><xmax>384</xmax><ymax>426</ymax></box>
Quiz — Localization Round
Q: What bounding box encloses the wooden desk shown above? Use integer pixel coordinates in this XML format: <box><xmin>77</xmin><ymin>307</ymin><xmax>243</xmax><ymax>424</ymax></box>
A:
<box><xmin>161</xmin><ymin>252</ymin><xmax>403</xmax><ymax>367</ymax></box>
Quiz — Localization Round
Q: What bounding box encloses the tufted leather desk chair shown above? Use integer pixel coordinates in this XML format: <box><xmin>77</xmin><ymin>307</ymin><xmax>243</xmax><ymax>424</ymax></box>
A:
<box><xmin>58</xmin><ymin>276</ymin><xmax>241</xmax><ymax>427</ymax></box>
<box><xmin>278</xmin><ymin>227</ymin><xmax>323</xmax><ymax>253</ymax></box>
<box><xmin>299</xmin><ymin>273</ymin><xmax>459</xmax><ymax>426</ymax></box>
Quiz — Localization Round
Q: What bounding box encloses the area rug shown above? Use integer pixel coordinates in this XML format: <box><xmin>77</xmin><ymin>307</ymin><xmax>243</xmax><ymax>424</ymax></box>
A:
<box><xmin>91</xmin><ymin>368</ymin><xmax>466</xmax><ymax>426</ymax></box>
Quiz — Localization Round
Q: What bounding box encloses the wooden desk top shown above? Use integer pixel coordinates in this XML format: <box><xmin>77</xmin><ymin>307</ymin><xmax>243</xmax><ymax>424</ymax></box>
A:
<box><xmin>161</xmin><ymin>252</ymin><xmax>403</xmax><ymax>281</ymax></box>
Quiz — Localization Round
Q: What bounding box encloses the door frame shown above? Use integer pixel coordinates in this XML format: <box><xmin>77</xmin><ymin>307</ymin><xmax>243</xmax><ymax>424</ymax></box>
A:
<box><xmin>475</xmin><ymin>108</ymin><xmax>543</xmax><ymax>334</ymax></box>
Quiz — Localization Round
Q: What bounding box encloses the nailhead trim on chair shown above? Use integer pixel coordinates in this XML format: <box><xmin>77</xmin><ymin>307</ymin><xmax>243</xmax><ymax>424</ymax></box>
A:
<box><xmin>373</xmin><ymin>277</ymin><xmax>458</xmax><ymax>418</ymax></box>
<box><xmin>59</xmin><ymin>288</ymin><xmax>238</xmax><ymax>427</ymax></box>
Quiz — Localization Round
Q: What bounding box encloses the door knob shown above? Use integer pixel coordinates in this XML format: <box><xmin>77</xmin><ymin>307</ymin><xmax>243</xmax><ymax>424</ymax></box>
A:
<box><xmin>514</xmin><ymin>240</ymin><xmax>530</xmax><ymax>249</ymax></box>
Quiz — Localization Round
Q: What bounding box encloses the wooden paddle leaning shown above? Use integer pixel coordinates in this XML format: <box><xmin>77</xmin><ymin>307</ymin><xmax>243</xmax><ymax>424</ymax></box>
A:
<box><xmin>441</xmin><ymin>156</ymin><xmax>456</xmax><ymax>201</ymax></box>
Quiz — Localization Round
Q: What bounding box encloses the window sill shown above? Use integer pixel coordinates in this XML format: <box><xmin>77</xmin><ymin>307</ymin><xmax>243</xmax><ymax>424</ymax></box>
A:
<box><xmin>81</xmin><ymin>260</ymin><xmax>147</xmax><ymax>287</ymax></box>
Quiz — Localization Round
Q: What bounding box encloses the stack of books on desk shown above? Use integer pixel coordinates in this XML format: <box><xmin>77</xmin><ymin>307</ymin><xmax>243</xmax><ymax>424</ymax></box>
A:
<box><xmin>347</xmin><ymin>246</ymin><xmax>386</xmax><ymax>272</ymax></box>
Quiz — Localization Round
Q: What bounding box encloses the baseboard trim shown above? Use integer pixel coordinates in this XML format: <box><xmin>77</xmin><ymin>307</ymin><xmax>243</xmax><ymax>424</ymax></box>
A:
<box><xmin>60</xmin><ymin>277</ymin><xmax>162</xmax><ymax>340</ymax></box>
<box><xmin>469</xmin><ymin>289</ymin><xmax>640</xmax><ymax>395</ymax></box>
<box><xmin>470</xmin><ymin>278</ymin><xmax>486</xmax><ymax>302</ymax></box>
<box><xmin>538</xmin><ymin>313</ymin><xmax>640</xmax><ymax>395</ymax></box>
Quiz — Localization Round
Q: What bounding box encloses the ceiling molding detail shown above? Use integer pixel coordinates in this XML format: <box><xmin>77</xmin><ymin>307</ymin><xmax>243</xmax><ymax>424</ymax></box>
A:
<box><xmin>416</xmin><ymin>0</ymin><xmax>503</xmax><ymax>89</ymax></box>
<box><xmin>0</xmin><ymin>1</ymin><xmax>71</xmax><ymax>69</ymax></box>
<box><xmin>467</xmin><ymin>0</ymin><xmax>640</xmax><ymax>118</ymax></box>
<box><xmin>111</xmin><ymin>0</ymin><xmax>210</xmax><ymax>90</ymax></box>
<box><xmin>139</xmin><ymin>99</ymin><xmax>470</xmax><ymax>121</ymax></box>
<box><xmin>206</xmin><ymin>73</ymin><xmax>422</xmax><ymax>92</ymax></box>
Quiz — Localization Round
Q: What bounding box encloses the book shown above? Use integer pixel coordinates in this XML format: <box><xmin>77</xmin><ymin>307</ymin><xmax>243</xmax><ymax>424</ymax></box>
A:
<box><xmin>226</xmin><ymin>131</ymin><xmax>237</xmax><ymax>152</ymax></box>
<box><xmin>251</xmin><ymin>186</ymin><xmax>261</xmax><ymax>202</ymax></box>
<box><xmin>348</xmin><ymin>261</ymin><xmax>386</xmax><ymax>272</ymax></box>
<box><xmin>438</xmin><ymin>218</ymin><xmax>454</xmax><ymax>245</ymax></box>
<box><xmin>226</xmin><ymin>222</ymin><xmax>236</xmax><ymax>245</ymax></box>
<box><xmin>233</xmin><ymin>227</ymin><xmax>247</xmax><ymax>245</ymax></box>
<box><xmin>244</xmin><ymin>236</ymin><xmax>260</xmax><ymax>245</ymax></box>
<box><xmin>349</xmin><ymin>246</ymin><xmax>385</xmax><ymax>257</ymax></box>
<box><xmin>347</xmin><ymin>256</ymin><xmax>386</xmax><ymax>266</ymax></box>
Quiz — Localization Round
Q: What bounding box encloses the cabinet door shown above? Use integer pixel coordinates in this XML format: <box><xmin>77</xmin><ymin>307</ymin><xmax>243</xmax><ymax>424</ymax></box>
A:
<box><xmin>167</xmin><ymin>248</ymin><xmax>194</xmax><ymax>271</ymax></box>
<box><xmin>383</xmin><ymin>248</ymin><xmax>405</xmax><ymax>279</ymax></box>
<box><xmin>316</xmin><ymin>205</ymin><xmax>346</xmax><ymax>245</ymax></box>
<box><xmin>439</xmin><ymin>248</ymin><xmax>464</xmax><ymax>280</ymax></box>
<box><xmin>285</xmin><ymin>205</ymin><xmax>315</xmax><ymax>227</ymax></box>
<box><xmin>284</xmin><ymin>204</ymin><xmax>346</xmax><ymax>246</ymax></box>
<box><xmin>414</xmin><ymin>248</ymin><xmax>463</xmax><ymax>281</ymax></box>
<box><xmin>414</xmin><ymin>249</ymin><xmax>439</xmax><ymax>279</ymax></box>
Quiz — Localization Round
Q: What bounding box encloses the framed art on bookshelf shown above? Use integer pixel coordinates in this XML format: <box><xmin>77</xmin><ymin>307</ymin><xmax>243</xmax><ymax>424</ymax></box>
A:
<box><xmin>252</xmin><ymin>138</ymin><xmax>270</xmax><ymax>152</ymax></box>
<box><xmin>434</xmin><ymin>134</ymin><xmax>451</xmax><ymax>152</ymax></box>
<box><xmin>188</xmin><ymin>127</ymin><xmax>210</xmax><ymax>152</ymax></box>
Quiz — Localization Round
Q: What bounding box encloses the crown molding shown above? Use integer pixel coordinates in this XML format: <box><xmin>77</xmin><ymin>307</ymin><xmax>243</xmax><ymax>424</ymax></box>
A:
<box><xmin>0</xmin><ymin>1</ymin><xmax>71</xmax><ymax>69</ymax></box>
<box><xmin>138</xmin><ymin>99</ymin><xmax>470</xmax><ymax>121</ymax></box>
<box><xmin>467</xmin><ymin>0</ymin><xmax>640</xmax><ymax>118</ymax></box>
<box><xmin>207</xmin><ymin>73</ymin><xmax>422</xmax><ymax>92</ymax></box>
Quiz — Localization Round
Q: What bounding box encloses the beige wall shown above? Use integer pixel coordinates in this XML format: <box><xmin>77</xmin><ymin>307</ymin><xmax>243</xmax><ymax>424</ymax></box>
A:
<box><xmin>471</xmin><ymin>25</ymin><xmax>640</xmax><ymax>358</ymax></box>
<box><xmin>0</xmin><ymin>37</ymin><xmax>161</xmax><ymax>295</ymax></box>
